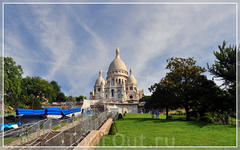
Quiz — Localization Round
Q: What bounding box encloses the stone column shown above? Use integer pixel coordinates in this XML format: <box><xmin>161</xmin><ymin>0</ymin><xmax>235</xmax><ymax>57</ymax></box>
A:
<box><xmin>101</xmin><ymin>82</ymin><xmax>104</xmax><ymax>92</ymax></box>
<box><xmin>114</xmin><ymin>90</ymin><xmax>117</xmax><ymax>99</ymax></box>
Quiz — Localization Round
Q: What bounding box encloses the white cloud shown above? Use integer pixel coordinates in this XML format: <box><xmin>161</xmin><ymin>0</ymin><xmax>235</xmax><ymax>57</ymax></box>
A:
<box><xmin>4</xmin><ymin>4</ymin><xmax>237</xmax><ymax>97</ymax></box>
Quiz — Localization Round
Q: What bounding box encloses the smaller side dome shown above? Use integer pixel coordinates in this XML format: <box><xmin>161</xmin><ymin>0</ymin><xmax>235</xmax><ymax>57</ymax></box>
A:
<box><xmin>95</xmin><ymin>69</ymin><xmax>105</xmax><ymax>85</ymax></box>
<box><xmin>127</xmin><ymin>68</ymin><xmax>137</xmax><ymax>85</ymax></box>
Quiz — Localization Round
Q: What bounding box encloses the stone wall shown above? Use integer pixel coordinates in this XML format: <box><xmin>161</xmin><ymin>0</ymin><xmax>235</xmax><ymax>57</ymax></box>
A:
<box><xmin>106</xmin><ymin>103</ymin><xmax>139</xmax><ymax>114</ymax></box>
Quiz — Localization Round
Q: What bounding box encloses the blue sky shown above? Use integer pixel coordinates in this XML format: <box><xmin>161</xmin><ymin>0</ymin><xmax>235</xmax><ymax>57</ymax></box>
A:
<box><xmin>3</xmin><ymin>2</ymin><xmax>238</xmax><ymax>98</ymax></box>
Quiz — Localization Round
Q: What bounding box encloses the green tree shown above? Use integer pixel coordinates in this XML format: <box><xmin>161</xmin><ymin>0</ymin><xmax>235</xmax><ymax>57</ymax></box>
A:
<box><xmin>139</xmin><ymin>96</ymin><xmax>151</xmax><ymax>102</ymax></box>
<box><xmin>68</xmin><ymin>96</ymin><xmax>73</xmax><ymax>101</ymax></box>
<box><xmin>50</xmin><ymin>80</ymin><xmax>61</xmax><ymax>94</ymax></box>
<box><xmin>32</xmin><ymin>97</ymin><xmax>42</xmax><ymax>110</ymax></box>
<box><xmin>165</xmin><ymin>57</ymin><xmax>207</xmax><ymax>121</ymax></box>
<box><xmin>207</xmin><ymin>41</ymin><xmax>237</xmax><ymax>111</ymax></box>
<box><xmin>21</xmin><ymin>76</ymin><xmax>42</xmax><ymax>109</ymax></box>
<box><xmin>4</xmin><ymin>57</ymin><xmax>23</xmax><ymax>100</ymax></box>
<box><xmin>21</xmin><ymin>76</ymin><xmax>57</xmax><ymax>108</ymax></box>
<box><xmin>149</xmin><ymin>75</ymin><xmax>178</xmax><ymax>119</ymax></box>
<box><xmin>4</xmin><ymin>95</ymin><xmax>15</xmax><ymax>107</ymax></box>
<box><xmin>78</xmin><ymin>95</ymin><xmax>87</xmax><ymax>101</ymax></box>
<box><xmin>193</xmin><ymin>75</ymin><xmax>227</xmax><ymax>117</ymax></box>
<box><xmin>42</xmin><ymin>79</ymin><xmax>57</xmax><ymax>104</ymax></box>
<box><xmin>19</xmin><ymin>94</ymin><xmax>32</xmax><ymax>107</ymax></box>
<box><xmin>139</xmin><ymin>96</ymin><xmax>151</xmax><ymax>109</ymax></box>
<box><xmin>56</xmin><ymin>92</ymin><xmax>66</xmax><ymax>102</ymax></box>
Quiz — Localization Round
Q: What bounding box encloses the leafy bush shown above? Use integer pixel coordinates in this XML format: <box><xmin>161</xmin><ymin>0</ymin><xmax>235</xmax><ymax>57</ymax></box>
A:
<box><xmin>108</xmin><ymin>122</ymin><xmax>118</xmax><ymax>135</ymax></box>
<box><xmin>200</xmin><ymin>116</ymin><xmax>213</xmax><ymax>123</ymax></box>
<box><xmin>196</xmin><ymin>113</ymin><xmax>200</xmax><ymax>120</ymax></box>
<box><xmin>189</xmin><ymin>111</ymin><xmax>200</xmax><ymax>119</ymax></box>
<box><xmin>177</xmin><ymin>109</ymin><xmax>184</xmax><ymax>115</ymax></box>
<box><xmin>72</xmin><ymin>113</ymin><xmax>77</xmax><ymax>120</ymax></box>
<box><xmin>33</xmin><ymin>97</ymin><xmax>42</xmax><ymax>110</ymax></box>
<box><xmin>118</xmin><ymin>113</ymin><xmax>123</xmax><ymax>119</ymax></box>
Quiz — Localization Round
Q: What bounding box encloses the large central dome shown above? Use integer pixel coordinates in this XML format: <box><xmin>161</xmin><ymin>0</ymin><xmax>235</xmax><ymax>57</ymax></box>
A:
<box><xmin>108</xmin><ymin>47</ymin><xmax>127</xmax><ymax>72</ymax></box>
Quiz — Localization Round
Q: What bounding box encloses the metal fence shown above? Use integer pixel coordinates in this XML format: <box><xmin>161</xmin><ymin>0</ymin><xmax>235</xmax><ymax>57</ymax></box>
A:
<box><xmin>4</xmin><ymin>118</ymin><xmax>74</xmax><ymax>147</ymax></box>
<box><xmin>44</xmin><ymin>111</ymin><xmax>109</xmax><ymax>147</ymax></box>
<box><xmin>3</xmin><ymin>119</ymin><xmax>47</xmax><ymax>146</ymax></box>
<box><xmin>6</xmin><ymin>111</ymin><xmax>116</xmax><ymax>149</ymax></box>
<box><xmin>112</xmin><ymin>112</ymin><xmax>118</xmax><ymax>121</ymax></box>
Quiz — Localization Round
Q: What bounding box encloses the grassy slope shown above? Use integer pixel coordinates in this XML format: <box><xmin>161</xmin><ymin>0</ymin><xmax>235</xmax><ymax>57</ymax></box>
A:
<box><xmin>98</xmin><ymin>113</ymin><xmax>236</xmax><ymax>146</ymax></box>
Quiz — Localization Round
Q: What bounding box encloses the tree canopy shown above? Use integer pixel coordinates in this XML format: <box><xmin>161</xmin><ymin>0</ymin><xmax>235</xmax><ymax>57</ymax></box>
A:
<box><xmin>4</xmin><ymin>57</ymin><xmax>23</xmax><ymax>100</ymax></box>
<box><xmin>207</xmin><ymin>41</ymin><xmax>237</xmax><ymax>111</ymax></box>
<box><xmin>149</xmin><ymin>57</ymin><xmax>213</xmax><ymax>120</ymax></box>
<box><xmin>51</xmin><ymin>80</ymin><xmax>61</xmax><ymax>94</ymax></box>
<box><xmin>77</xmin><ymin>95</ymin><xmax>87</xmax><ymax>101</ymax></box>
<box><xmin>3</xmin><ymin>57</ymin><xmax>65</xmax><ymax>109</ymax></box>
<box><xmin>165</xmin><ymin>57</ymin><xmax>207</xmax><ymax>120</ymax></box>
<box><xmin>149</xmin><ymin>75</ymin><xmax>178</xmax><ymax>119</ymax></box>
<box><xmin>21</xmin><ymin>76</ymin><xmax>59</xmax><ymax>108</ymax></box>
<box><xmin>207</xmin><ymin>41</ymin><xmax>236</xmax><ymax>90</ymax></box>
<box><xmin>149</xmin><ymin>53</ymin><xmax>235</xmax><ymax>121</ymax></box>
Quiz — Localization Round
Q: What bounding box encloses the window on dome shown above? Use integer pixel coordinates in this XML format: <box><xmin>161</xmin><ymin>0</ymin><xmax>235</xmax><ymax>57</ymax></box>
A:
<box><xmin>116</xmin><ymin>79</ymin><xmax>117</xmax><ymax>83</ymax></box>
<box><xmin>115</xmin><ymin>71</ymin><xmax>117</xmax><ymax>73</ymax></box>
<box><xmin>119</xmin><ymin>79</ymin><xmax>121</xmax><ymax>83</ymax></box>
<box><xmin>130</xmin><ymin>87</ymin><xmax>133</xmax><ymax>90</ymax></box>
<box><xmin>130</xmin><ymin>95</ymin><xmax>133</xmax><ymax>99</ymax></box>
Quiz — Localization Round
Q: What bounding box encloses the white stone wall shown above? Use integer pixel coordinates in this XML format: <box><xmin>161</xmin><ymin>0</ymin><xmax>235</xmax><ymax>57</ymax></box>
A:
<box><xmin>107</xmin><ymin>104</ymin><xmax>138</xmax><ymax>114</ymax></box>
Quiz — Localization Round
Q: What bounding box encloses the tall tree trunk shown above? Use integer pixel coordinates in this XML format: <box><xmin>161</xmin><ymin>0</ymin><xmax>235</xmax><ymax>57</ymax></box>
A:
<box><xmin>185</xmin><ymin>106</ymin><xmax>189</xmax><ymax>121</ymax></box>
<box><xmin>32</xmin><ymin>98</ymin><xmax>34</xmax><ymax>109</ymax></box>
<box><xmin>166</xmin><ymin>106</ymin><xmax>169</xmax><ymax>119</ymax></box>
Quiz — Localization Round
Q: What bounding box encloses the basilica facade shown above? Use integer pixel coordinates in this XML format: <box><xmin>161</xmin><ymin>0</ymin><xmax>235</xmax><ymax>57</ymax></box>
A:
<box><xmin>90</xmin><ymin>47</ymin><xmax>144</xmax><ymax>102</ymax></box>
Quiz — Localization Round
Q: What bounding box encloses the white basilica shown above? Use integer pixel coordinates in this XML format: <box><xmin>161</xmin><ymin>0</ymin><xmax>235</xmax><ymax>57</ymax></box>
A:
<box><xmin>90</xmin><ymin>47</ymin><xmax>144</xmax><ymax>102</ymax></box>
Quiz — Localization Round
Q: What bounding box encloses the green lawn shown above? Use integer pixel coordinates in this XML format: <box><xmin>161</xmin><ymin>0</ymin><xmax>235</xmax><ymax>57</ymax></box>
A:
<box><xmin>51</xmin><ymin>122</ymin><xmax>68</xmax><ymax>130</ymax></box>
<box><xmin>98</xmin><ymin>113</ymin><xmax>236</xmax><ymax>147</ymax></box>
<box><xmin>3</xmin><ymin>137</ymin><xmax>20</xmax><ymax>145</ymax></box>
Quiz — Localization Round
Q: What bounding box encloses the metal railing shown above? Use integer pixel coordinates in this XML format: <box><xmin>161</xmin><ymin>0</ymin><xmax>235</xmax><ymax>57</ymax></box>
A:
<box><xmin>7</xmin><ymin>111</ymin><xmax>117</xmax><ymax>149</ymax></box>
<box><xmin>109</xmin><ymin>111</ymin><xmax>118</xmax><ymax>121</ymax></box>
<box><xmin>4</xmin><ymin>118</ymin><xmax>73</xmax><ymax>147</ymax></box>
<box><xmin>44</xmin><ymin>111</ymin><xmax>109</xmax><ymax>147</ymax></box>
